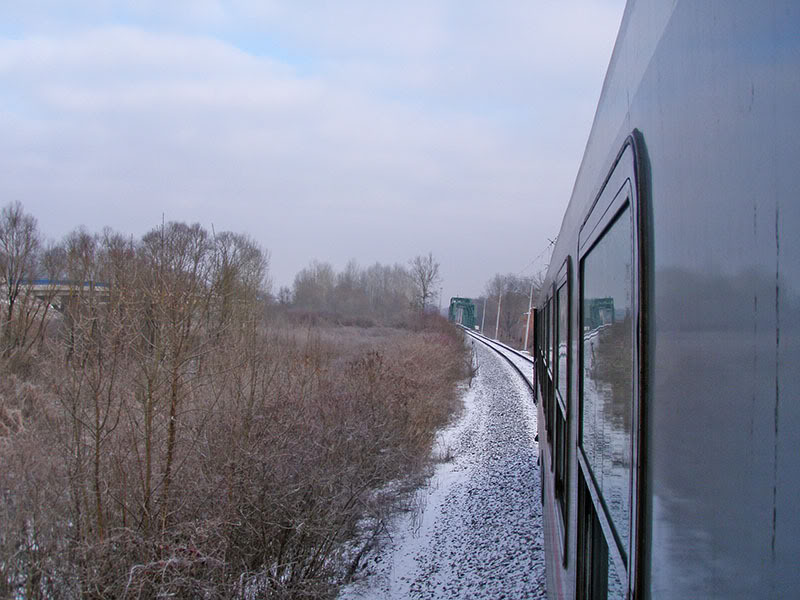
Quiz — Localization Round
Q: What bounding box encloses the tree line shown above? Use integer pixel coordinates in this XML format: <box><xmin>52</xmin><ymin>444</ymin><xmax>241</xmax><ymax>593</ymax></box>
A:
<box><xmin>0</xmin><ymin>201</ymin><xmax>466</xmax><ymax>598</ymax></box>
<box><xmin>283</xmin><ymin>251</ymin><xmax>442</xmax><ymax>324</ymax></box>
<box><xmin>474</xmin><ymin>272</ymin><xmax>543</xmax><ymax>349</ymax></box>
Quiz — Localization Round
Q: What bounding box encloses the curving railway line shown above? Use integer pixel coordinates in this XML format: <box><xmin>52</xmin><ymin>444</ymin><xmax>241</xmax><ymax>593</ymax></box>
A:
<box><xmin>459</xmin><ymin>325</ymin><xmax>534</xmax><ymax>392</ymax></box>
<box><xmin>339</xmin><ymin>325</ymin><xmax>545</xmax><ymax>599</ymax></box>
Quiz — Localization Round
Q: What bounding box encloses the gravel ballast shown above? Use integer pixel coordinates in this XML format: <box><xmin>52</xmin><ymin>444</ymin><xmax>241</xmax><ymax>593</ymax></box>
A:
<box><xmin>339</xmin><ymin>340</ymin><xmax>545</xmax><ymax>599</ymax></box>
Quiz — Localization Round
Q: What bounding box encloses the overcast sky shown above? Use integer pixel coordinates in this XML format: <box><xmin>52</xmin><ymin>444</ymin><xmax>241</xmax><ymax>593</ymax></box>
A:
<box><xmin>1</xmin><ymin>1</ymin><xmax>626</xmax><ymax>303</ymax></box>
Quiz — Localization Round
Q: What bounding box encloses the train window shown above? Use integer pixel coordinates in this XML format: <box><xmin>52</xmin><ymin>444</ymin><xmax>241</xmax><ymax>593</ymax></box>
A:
<box><xmin>545</xmin><ymin>297</ymin><xmax>552</xmax><ymax>371</ymax></box>
<box><xmin>541</xmin><ymin>300</ymin><xmax>547</xmax><ymax>367</ymax></box>
<box><xmin>549</xmin><ymin>295</ymin><xmax>555</xmax><ymax>373</ymax></box>
<box><xmin>535</xmin><ymin>299</ymin><xmax>552</xmax><ymax>438</ymax></box>
<box><xmin>577</xmin><ymin>473</ymin><xmax>626</xmax><ymax>600</ymax></box>
<box><xmin>576</xmin><ymin>138</ymin><xmax>644</xmax><ymax>600</ymax></box>
<box><xmin>581</xmin><ymin>203</ymin><xmax>633</xmax><ymax>556</ymax></box>
<box><xmin>553</xmin><ymin>272</ymin><xmax>570</xmax><ymax>561</ymax></box>
<box><xmin>531</xmin><ymin>308</ymin><xmax>542</xmax><ymax>404</ymax></box>
<box><xmin>536</xmin><ymin>319</ymin><xmax>542</xmax><ymax>389</ymax></box>
<box><xmin>555</xmin><ymin>402</ymin><xmax>568</xmax><ymax>538</ymax></box>
<box><xmin>556</xmin><ymin>282</ymin><xmax>569</xmax><ymax>403</ymax></box>
<box><xmin>543</xmin><ymin>296</ymin><xmax>555</xmax><ymax>442</ymax></box>
<box><xmin>536</xmin><ymin>308</ymin><xmax>543</xmax><ymax>389</ymax></box>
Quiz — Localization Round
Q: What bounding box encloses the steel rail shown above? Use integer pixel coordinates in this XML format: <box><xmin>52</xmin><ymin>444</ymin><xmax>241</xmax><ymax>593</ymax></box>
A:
<box><xmin>459</xmin><ymin>325</ymin><xmax>534</xmax><ymax>394</ymax></box>
<box><xmin>462</xmin><ymin>327</ymin><xmax>533</xmax><ymax>365</ymax></box>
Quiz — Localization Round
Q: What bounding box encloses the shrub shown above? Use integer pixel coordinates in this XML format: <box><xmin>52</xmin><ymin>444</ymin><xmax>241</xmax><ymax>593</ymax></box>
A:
<box><xmin>0</xmin><ymin>312</ymin><xmax>468</xmax><ymax>599</ymax></box>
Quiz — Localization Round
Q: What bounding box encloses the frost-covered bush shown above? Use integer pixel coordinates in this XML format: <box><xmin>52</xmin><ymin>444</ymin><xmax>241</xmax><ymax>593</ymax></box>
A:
<box><xmin>0</xmin><ymin>220</ymin><xmax>468</xmax><ymax>599</ymax></box>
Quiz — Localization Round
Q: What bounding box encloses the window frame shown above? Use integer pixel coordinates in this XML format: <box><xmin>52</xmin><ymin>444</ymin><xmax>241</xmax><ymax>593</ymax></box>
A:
<box><xmin>553</xmin><ymin>260</ymin><xmax>571</xmax><ymax>565</ymax></box>
<box><xmin>544</xmin><ymin>295</ymin><xmax>555</xmax><ymax>447</ymax></box>
<box><xmin>575</xmin><ymin>138</ymin><xmax>647</xmax><ymax>600</ymax></box>
<box><xmin>555</xmin><ymin>263</ymin><xmax>570</xmax><ymax>417</ymax></box>
<box><xmin>535</xmin><ymin>306</ymin><xmax>540</xmax><ymax>369</ymax></box>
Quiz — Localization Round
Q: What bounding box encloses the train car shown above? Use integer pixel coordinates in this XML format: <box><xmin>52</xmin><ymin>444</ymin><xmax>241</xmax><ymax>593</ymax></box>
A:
<box><xmin>449</xmin><ymin>297</ymin><xmax>476</xmax><ymax>329</ymax></box>
<box><xmin>533</xmin><ymin>1</ymin><xmax>800</xmax><ymax>598</ymax></box>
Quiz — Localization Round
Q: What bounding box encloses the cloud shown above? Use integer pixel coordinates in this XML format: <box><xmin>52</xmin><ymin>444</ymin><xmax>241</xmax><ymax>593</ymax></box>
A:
<box><xmin>0</xmin><ymin>1</ymin><xmax>626</xmax><ymax>299</ymax></box>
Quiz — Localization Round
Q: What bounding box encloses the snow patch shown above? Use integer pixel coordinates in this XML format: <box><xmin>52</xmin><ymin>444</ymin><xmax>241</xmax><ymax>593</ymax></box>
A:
<box><xmin>339</xmin><ymin>343</ymin><xmax>545</xmax><ymax>599</ymax></box>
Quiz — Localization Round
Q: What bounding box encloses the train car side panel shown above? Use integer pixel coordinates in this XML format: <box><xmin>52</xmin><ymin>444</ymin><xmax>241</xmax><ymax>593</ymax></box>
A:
<box><xmin>535</xmin><ymin>0</ymin><xmax>800</xmax><ymax>598</ymax></box>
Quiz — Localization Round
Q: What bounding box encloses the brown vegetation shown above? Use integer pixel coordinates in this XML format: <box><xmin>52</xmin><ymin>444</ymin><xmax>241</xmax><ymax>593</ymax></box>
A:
<box><xmin>0</xmin><ymin>203</ymin><xmax>468</xmax><ymax>599</ymax></box>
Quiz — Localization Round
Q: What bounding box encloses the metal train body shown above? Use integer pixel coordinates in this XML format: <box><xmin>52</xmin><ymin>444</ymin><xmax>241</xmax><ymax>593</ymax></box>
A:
<box><xmin>533</xmin><ymin>1</ymin><xmax>800</xmax><ymax>598</ymax></box>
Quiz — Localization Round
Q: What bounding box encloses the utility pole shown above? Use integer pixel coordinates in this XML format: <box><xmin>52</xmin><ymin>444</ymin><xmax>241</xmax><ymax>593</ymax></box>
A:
<box><xmin>494</xmin><ymin>293</ymin><xmax>502</xmax><ymax>340</ymax></box>
<box><xmin>481</xmin><ymin>298</ymin><xmax>487</xmax><ymax>332</ymax></box>
<box><xmin>523</xmin><ymin>279</ymin><xmax>535</xmax><ymax>352</ymax></box>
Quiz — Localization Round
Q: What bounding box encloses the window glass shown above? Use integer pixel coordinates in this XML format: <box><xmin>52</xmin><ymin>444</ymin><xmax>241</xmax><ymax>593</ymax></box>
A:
<box><xmin>549</xmin><ymin>298</ymin><xmax>554</xmax><ymax>370</ymax></box>
<box><xmin>557</xmin><ymin>283</ymin><xmax>568</xmax><ymax>402</ymax></box>
<box><xmin>581</xmin><ymin>204</ymin><xmax>633</xmax><ymax>557</ymax></box>
<box><xmin>607</xmin><ymin>555</ymin><xmax>626</xmax><ymax>599</ymax></box>
<box><xmin>555</xmin><ymin>402</ymin><xmax>568</xmax><ymax>531</ymax></box>
<box><xmin>578</xmin><ymin>470</ymin><xmax>626</xmax><ymax>600</ymax></box>
<box><xmin>546</xmin><ymin>299</ymin><xmax>552</xmax><ymax>368</ymax></box>
<box><xmin>546</xmin><ymin>297</ymin><xmax>555</xmax><ymax>437</ymax></box>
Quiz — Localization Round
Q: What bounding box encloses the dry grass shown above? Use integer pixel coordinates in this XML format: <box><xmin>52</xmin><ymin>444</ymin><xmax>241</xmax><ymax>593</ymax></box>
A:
<box><xmin>0</xmin><ymin>315</ymin><xmax>469</xmax><ymax>599</ymax></box>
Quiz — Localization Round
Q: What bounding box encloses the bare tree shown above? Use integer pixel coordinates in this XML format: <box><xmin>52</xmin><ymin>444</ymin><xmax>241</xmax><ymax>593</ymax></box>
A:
<box><xmin>137</xmin><ymin>222</ymin><xmax>215</xmax><ymax>532</ymax></box>
<box><xmin>482</xmin><ymin>272</ymin><xmax>541</xmax><ymax>344</ymax></box>
<box><xmin>409</xmin><ymin>252</ymin><xmax>441</xmax><ymax>311</ymax></box>
<box><xmin>0</xmin><ymin>201</ymin><xmax>59</xmax><ymax>358</ymax></box>
<box><xmin>363</xmin><ymin>262</ymin><xmax>413</xmax><ymax>320</ymax></box>
<box><xmin>0</xmin><ymin>213</ymin><xmax>474</xmax><ymax>599</ymax></box>
<box><xmin>210</xmin><ymin>230</ymin><xmax>269</xmax><ymax>330</ymax></box>
<box><xmin>56</xmin><ymin>231</ymin><xmax>127</xmax><ymax>545</ymax></box>
<box><xmin>292</xmin><ymin>260</ymin><xmax>335</xmax><ymax>311</ymax></box>
<box><xmin>277</xmin><ymin>285</ymin><xmax>292</xmax><ymax>305</ymax></box>
<box><xmin>333</xmin><ymin>259</ymin><xmax>369</xmax><ymax>315</ymax></box>
<box><xmin>289</xmin><ymin>259</ymin><xmax>414</xmax><ymax>323</ymax></box>
<box><xmin>0</xmin><ymin>203</ymin><xmax>39</xmax><ymax>335</ymax></box>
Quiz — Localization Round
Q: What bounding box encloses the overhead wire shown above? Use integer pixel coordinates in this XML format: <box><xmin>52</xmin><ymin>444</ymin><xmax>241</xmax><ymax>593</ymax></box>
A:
<box><xmin>514</xmin><ymin>237</ymin><xmax>556</xmax><ymax>278</ymax></box>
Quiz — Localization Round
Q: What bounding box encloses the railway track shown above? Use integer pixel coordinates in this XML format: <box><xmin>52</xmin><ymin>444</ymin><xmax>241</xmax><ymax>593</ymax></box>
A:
<box><xmin>459</xmin><ymin>325</ymin><xmax>534</xmax><ymax>393</ymax></box>
<box><xmin>341</xmin><ymin>321</ymin><xmax>545</xmax><ymax>599</ymax></box>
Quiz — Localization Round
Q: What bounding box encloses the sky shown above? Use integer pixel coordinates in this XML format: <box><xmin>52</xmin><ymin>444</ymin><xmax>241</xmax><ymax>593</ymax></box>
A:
<box><xmin>0</xmin><ymin>1</ymin><xmax>626</xmax><ymax>304</ymax></box>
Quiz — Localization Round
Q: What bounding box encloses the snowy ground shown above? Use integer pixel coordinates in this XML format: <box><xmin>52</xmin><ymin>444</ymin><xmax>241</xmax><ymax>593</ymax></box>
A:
<box><xmin>464</xmin><ymin>332</ymin><xmax>534</xmax><ymax>389</ymax></box>
<box><xmin>482</xmin><ymin>340</ymin><xmax>534</xmax><ymax>389</ymax></box>
<box><xmin>338</xmin><ymin>342</ymin><xmax>545</xmax><ymax>599</ymax></box>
